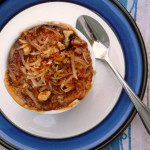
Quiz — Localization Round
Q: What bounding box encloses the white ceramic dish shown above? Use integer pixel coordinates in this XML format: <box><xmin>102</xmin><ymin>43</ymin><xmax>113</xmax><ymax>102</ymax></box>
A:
<box><xmin>2</xmin><ymin>22</ymin><xmax>96</xmax><ymax>114</ymax></box>
<box><xmin>0</xmin><ymin>2</ymin><xmax>125</xmax><ymax>139</ymax></box>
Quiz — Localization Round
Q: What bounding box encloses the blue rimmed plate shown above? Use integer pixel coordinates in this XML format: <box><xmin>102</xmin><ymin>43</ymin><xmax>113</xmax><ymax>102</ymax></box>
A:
<box><xmin>0</xmin><ymin>0</ymin><xmax>147</xmax><ymax>149</ymax></box>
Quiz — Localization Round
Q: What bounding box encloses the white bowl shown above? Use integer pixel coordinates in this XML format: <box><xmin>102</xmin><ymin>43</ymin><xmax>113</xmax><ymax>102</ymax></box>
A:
<box><xmin>0</xmin><ymin>22</ymin><xmax>95</xmax><ymax>114</ymax></box>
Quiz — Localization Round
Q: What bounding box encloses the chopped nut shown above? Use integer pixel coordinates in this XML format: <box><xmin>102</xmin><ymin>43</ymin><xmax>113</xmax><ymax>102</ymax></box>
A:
<box><xmin>63</xmin><ymin>30</ymin><xmax>74</xmax><ymax>46</ymax></box>
<box><xmin>23</xmin><ymin>83</ymin><xmax>28</xmax><ymax>88</ymax></box>
<box><xmin>50</xmin><ymin>46</ymin><xmax>59</xmax><ymax>53</ymax></box>
<box><xmin>58</xmin><ymin>95</ymin><xmax>64</xmax><ymax>104</ymax></box>
<box><xmin>47</xmin><ymin>60</ymin><xmax>52</xmax><ymax>65</ymax></box>
<box><xmin>71</xmin><ymin>37</ymin><xmax>86</xmax><ymax>46</ymax></box>
<box><xmin>23</xmin><ymin>46</ymin><xmax>31</xmax><ymax>55</ymax></box>
<box><xmin>43</xmin><ymin>46</ymin><xmax>59</xmax><ymax>57</ymax></box>
<box><xmin>57</xmin><ymin>42</ymin><xmax>65</xmax><ymax>50</ymax></box>
<box><xmin>58</xmin><ymin>95</ymin><xmax>63</xmax><ymax>100</ymax></box>
<box><xmin>75</xmin><ymin>48</ymin><xmax>82</xmax><ymax>55</ymax></box>
<box><xmin>38</xmin><ymin>91</ymin><xmax>51</xmax><ymax>101</ymax></box>
<box><xmin>71</xmin><ymin>39</ymin><xmax>81</xmax><ymax>45</ymax></box>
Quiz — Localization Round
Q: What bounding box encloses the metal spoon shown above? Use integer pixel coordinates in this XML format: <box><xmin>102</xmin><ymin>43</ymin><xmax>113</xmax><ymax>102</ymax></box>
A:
<box><xmin>76</xmin><ymin>15</ymin><xmax>150</xmax><ymax>134</ymax></box>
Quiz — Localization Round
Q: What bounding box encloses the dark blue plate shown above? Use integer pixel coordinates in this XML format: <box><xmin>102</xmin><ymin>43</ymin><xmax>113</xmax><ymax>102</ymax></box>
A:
<box><xmin>0</xmin><ymin>0</ymin><xmax>147</xmax><ymax>149</ymax></box>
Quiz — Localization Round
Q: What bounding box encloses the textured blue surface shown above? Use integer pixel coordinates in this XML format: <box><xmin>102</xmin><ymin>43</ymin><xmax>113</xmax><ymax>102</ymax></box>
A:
<box><xmin>0</xmin><ymin>0</ymin><xmax>143</xmax><ymax>149</ymax></box>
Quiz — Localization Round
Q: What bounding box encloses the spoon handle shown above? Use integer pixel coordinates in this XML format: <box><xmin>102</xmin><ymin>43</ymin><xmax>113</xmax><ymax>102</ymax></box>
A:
<box><xmin>104</xmin><ymin>55</ymin><xmax>150</xmax><ymax>134</ymax></box>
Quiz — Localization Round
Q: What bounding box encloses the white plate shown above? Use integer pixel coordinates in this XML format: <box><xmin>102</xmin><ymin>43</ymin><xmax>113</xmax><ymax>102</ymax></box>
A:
<box><xmin>0</xmin><ymin>2</ymin><xmax>125</xmax><ymax>139</ymax></box>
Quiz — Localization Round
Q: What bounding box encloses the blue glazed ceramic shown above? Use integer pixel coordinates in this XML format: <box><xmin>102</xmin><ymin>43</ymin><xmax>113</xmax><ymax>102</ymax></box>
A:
<box><xmin>0</xmin><ymin>0</ymin><xmax>147</xmax><ymax>149</ymax></box>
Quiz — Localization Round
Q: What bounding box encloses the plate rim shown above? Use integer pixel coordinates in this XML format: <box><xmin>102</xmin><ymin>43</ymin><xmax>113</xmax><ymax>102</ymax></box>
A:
<box><xmin>0</xmin><ymin>0</ymin><xmax>148</xmax><ymax>149</ymax></box>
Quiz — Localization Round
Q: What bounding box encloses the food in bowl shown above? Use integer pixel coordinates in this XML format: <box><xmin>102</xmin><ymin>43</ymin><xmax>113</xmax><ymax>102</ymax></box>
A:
<box><xmin>4</xmin><ymin>22</ymin><xmax>94</xmax><ymax>112</ymax></box>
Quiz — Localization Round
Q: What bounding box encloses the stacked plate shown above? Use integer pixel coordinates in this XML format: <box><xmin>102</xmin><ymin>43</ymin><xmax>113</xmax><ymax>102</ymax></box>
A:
<box><xmin>0</xmin><ymin>0</ymin><xmax>147</xmax><ymax>149</ymax></box>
